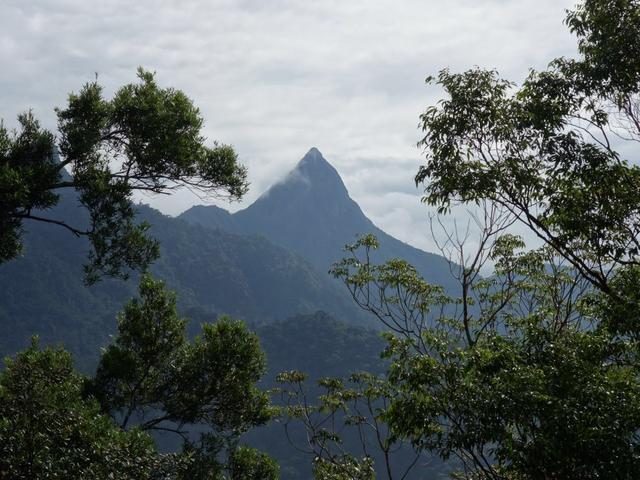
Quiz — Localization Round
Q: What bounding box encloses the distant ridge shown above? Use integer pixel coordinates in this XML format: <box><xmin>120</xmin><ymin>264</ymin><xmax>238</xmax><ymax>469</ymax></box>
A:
<box><xmin>0</xmin><ymin>196</ymin><xmax>371</xmax><ymax>369</ymax></box>
<box><xmin>0</xmin><ymin>148</ymin><xmax>452</xmax><ymax>479</ymax></box>
<box><xmin>181</xmin><ymin>148</ymin><xmax>456</xmax><ymax>289</ymax></box>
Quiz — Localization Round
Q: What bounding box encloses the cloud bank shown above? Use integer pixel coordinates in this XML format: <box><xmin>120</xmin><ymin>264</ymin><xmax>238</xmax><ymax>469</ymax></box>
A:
<box><xmin>1</xmin><ymin>0</ymin><xmax>578</xmax><ymax>253</ymax></box>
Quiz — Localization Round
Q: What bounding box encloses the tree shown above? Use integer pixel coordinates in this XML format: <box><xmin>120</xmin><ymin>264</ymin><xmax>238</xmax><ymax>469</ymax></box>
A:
<box><xmin>1</xmin><ymin>70</ymin><xmax>272</xmax><ymax>478</ymax></box>
<box><xmin>0</xmin><ymin>338</ymin><xmax>186</xmax><ymax>479</ymax></box>
<box><xmin>331</xmin><ymin>231</ymin><xmax>640</xmax><ymax>479</ymax></box>
<box><xmin>415</xmin><ymin>1</ymin><xmax>640</xmax><ymax>308</ymax></box>
<box><xmin>0</xmin><ymin>275</ymin><xmax>277</xmax><ymax>479</ymax></box>
<box><xmin>227</xmin><ymin>445</ymin><xmax>280</xmax><ymax>480</ymax></box>
<box><xmin>0</xmin><ymin>68</ymin><xmax>248</xmax><ymax>283</ymax></box>
<box><xmin>285</xmin><ymin>1</ymin><xmax>640</xmax><ymax>477</ymax></box>
<box><xmin>87</xmin><ymin>275</ymin><xmax>277</xmax><ymax>479</ymax></box>
<box><xmin>277</xmin><ymin>369</ymin><xmax>426</xmax><ymax>480</ymax></box>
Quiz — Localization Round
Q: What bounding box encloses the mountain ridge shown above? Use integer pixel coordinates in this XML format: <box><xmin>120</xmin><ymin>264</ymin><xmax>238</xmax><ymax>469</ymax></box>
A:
<box><xmin>181</xmin><ymin>148</ymin><xmax>456</xmax><ymax>290</ymax></box>
<box><xmin>0</xmin><ymin>147</ymin><xmax>453</xmax><ymax>479</ymax></box>
<box><xmin>0</xmin><ymin>195</ymin><xmax>370</xmax><ymax>369</ymax></box>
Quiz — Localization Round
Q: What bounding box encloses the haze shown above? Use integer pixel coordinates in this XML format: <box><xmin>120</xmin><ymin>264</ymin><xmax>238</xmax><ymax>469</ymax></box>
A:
<box><xmin>1</xmin><ymin>0</ymin><xmax>577</xmax><ymax>252</ymax></box>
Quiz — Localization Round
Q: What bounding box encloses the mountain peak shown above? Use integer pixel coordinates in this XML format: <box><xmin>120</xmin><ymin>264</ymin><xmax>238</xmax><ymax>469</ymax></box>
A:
<box><xmin>182</xmin><ymin>148</ymin><xmax>455</xmax><ymax>289</ymax></box>
<box><xmin>232</xmin><ymin>148</ymin><xmax>372</xmax><ymax>271</ymax></box>
<box><xmin>299</xmin><ymin>147</ymin><xmax>325</xmax><ymax>165</ymax></box>
<box><xmin>284</xmin><ymin>147</ymin><xmax>345</xmax><ymax>193</ymax></box>
<box><xmin>294</xmin><ymin>147</ymin><xmax>331</xmax><ymax>172</ymax></box>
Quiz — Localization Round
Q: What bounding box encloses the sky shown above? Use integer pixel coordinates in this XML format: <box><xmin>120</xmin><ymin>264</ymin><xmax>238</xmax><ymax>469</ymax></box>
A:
<box><xmin>1</xmin><ymin>0</ymin><xmax>579</xmax><ymax>254</ymax></box>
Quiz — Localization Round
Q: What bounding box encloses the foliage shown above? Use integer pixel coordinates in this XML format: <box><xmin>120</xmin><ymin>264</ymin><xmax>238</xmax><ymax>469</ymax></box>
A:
<box><xmin>0</xmin><ymin>68</ymin><xmax>248</xmax><ymax>283</ymax></box>
<box><xmin>0</xmin><ymin>275</ymin><xmax>278</xmax><ymax>478</ymax></box>
<box><xmin>415</xmin><ymin>0</ymin><xmax>640</xmax><ymax>304</ymax></box>
<box><xmin>0</xmin><ymin>338</ymin><xmax>185</xmax><ymax>479</ymax></box>
<box><xmin>87</xmin><ymin>274</ymin><xmax>275</xmax><ymax>478</ymax></box>
<box><xmin>227</xmin><ymin>445</ymin><xmax>280</xmax><ymax>480</ymax></box>
<box><xmin>329</xmin><ymin>229</ymin><xmax>640</xmax><ymax>479</ymax></box>
<box><xmin>313</xmin><ymin>455</ymin><xmax>376</xmax><ymax>480</ymax></box>
<box><xmin>295</xmin><ymin>3</ymin><xmax>640</xmax><ymax>477</ymax></box>
<box><xmin>277</xmin><ymin>369</ymin><xmax>425</xmax><ymax>480</ymax></box>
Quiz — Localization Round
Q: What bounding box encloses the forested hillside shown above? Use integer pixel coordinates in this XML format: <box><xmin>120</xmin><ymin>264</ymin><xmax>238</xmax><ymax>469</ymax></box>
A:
<box><xmin>0</xmin><ymin>148</ymin><xmax>456</xmax><ymax>370</ymax></box>
<box><xmin>0</xmin><ymin>197</ymin><xmax>371</xmax><ymax>369</ymax></box>
<box><xmin>3</xmin><ymin>0</ymin><xmax>638</xmax><ymax>478</ymax></box>
<box><xmin>181</xmin><ymin>148</ymin><xmax>457</xmax><ymax>292</ymax></box>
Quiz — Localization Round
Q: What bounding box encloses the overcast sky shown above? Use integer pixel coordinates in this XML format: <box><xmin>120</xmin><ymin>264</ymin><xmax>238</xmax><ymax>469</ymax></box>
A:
<box><xmin>2</xmin><ymin>0</ymin><xmax>579</xmax><ymax>253</ymax></box>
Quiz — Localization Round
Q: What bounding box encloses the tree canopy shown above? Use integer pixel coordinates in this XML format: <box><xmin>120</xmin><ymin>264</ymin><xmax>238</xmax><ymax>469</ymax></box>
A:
<box><xmin>0</xmin><ymin>68</ymin><xmax>248</xmax><ymax>283</ymax></box>
<box><xmin>283</xmin><ymin>1</ymin><xmax>640</xmax><ymax>478</ymax></box>
<box><xmin>416</xmin><ymin>0</ymin><xmax>640</xmax><ymax>304</ymax></box>
<box><xmin>0</xmin><ymin>276</ymin><xmax>278</xmax><ymax>479</ymax></box>
<box><xmin>88</xmin><ymin>275</ymin><xmax>277</xmax><ymax>479</ymax></box>
<box><xmin>0</xmin><ymin>338</ymin><xmax>185</xmax><ymax>479</ymax></box>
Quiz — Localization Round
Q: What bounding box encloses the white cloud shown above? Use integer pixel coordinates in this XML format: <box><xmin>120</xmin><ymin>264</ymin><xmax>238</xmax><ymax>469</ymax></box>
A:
<box><xmin>1</xmin><ymin>0</ymin><xmax>580</xmax><ymax>253</ymax></box>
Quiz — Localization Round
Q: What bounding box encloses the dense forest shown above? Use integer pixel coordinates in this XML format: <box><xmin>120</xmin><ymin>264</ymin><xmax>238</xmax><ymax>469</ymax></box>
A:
<box><xmin>2</xmin><ymin>0</ymin><xmax>640</xmax><ymax>478</ymax></box>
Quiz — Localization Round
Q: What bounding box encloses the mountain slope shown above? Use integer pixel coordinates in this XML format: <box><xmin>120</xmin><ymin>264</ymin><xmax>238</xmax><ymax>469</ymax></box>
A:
<box><xmin>0</xmin><ymin>195</ymin><xmax>367</xmax><ymax>369</ymax></box>
<box><xmin>142</xmin><ymin>206</ymin><xmax>366</xmax><ymax>325</ymax></box>
<box><xmin>181</xmin><ymin>148</ymin><xmax>456</xmax><ymax>290</ymax></box>
<box><xmin>0</xmin><ymin>151</ymin><xmax>453</xmax><ymax>478</ymax></box>
<box><xmin>246</xmin><ymin>311</ymin><xmax>449</xmax><ymax>480</ymax></box>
